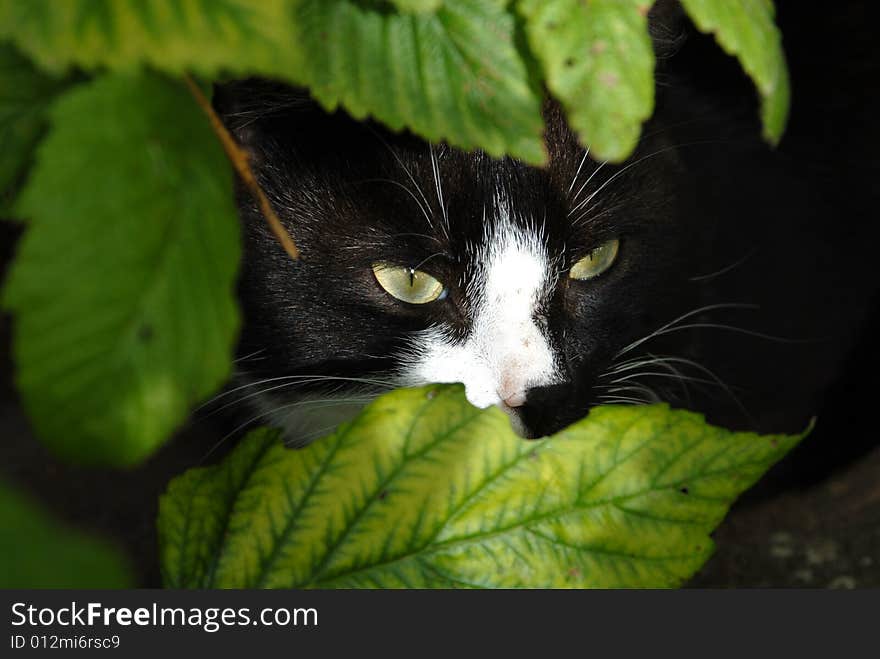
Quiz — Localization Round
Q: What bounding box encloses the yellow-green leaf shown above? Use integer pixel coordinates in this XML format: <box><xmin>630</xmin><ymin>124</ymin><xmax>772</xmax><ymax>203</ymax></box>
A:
<box><xmin>159</xmin><ymin>385</ymin><xmax>807</xmax><ymax>589</ymax></box>
<box><xmin>517</xmin><ymin>0</ymin><xmax>655</xmax><ymax>163</ymax></box>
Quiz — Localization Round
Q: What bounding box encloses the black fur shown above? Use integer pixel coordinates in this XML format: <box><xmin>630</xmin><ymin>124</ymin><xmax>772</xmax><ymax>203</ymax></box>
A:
<box><xmin>214</xmin><ymin>0</ymin><xmax>880</xmax><ymax>448</ymax></box>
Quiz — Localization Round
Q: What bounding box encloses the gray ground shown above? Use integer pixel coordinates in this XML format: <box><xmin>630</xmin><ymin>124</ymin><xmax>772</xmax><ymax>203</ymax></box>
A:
<box><xmin>691</xmin><ymin>443</ymin><xmax>880</xmax><ymax>588</ymax></box>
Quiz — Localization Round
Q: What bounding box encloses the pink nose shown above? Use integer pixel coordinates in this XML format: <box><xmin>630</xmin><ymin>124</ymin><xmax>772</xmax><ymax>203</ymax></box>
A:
<box><xmin>500</xmin><ymin>391</ymin><xmax>527</xmax><ymax>408</ymax></box>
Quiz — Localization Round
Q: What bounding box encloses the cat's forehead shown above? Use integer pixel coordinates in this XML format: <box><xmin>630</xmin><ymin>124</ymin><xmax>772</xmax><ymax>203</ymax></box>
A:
<box><xmin>233</xmin><ymin>90</ymin><xmax>656</xmax><ymax>262</ymax></box>
<box><xmin>355</xmin><ymin>159</ymin><xmax>560</xmax><ymax>273</ymax></box>
<box><xmin>356</xmin><ymin>142</ymin><xmax>612</xmax><ymax>262</ymax></box>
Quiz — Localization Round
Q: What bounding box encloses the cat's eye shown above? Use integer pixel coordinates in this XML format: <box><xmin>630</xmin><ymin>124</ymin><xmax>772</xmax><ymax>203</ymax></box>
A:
<box><xmin>569</xmin><ymin>239</ymin><xmax>620</xmax><ymax>280</ymax></box>
<box><xmin>372</xmin><ymin>263</ymin><xmax>447</xmax><ymax>304</ymax></box>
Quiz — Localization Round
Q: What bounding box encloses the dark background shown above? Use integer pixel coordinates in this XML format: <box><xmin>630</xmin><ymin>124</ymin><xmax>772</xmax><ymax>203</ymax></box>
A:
<box><xmin>1</xmin><ymin>0</ymin><xmax>879</xmax><ymax>587</ymax></box>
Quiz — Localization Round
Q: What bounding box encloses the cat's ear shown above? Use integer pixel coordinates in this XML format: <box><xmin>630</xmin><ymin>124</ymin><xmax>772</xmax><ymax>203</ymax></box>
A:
<box><xmin>212</xmin><ymin>79</ymin><xmax>319</xmax><ymax>150</ymax></box>
<box><xmin>648</xmin><ymin>0</ymin><xmax>687</xmax><ymax>60</ymax></box>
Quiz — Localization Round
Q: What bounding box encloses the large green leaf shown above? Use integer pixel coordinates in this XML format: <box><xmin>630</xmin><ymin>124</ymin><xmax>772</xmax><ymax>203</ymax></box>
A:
<box><xmin>159</xmin><ymin>385</ymin><xmax>806</xmax><ymax>589</ymax></box>
<box><xmin>0</xmin><ymin>480</ymin><xmax>133</xmax><ymax>588</ymax></box>
<box><xmin>0</xmin><ymin>44</ymin><xmax>70</xmax><ymax>215</ymax></box>
<box><xmin>0</xmin><ymin>0</ymin><xmax>546</xmax><ymax>164</ymax></box>
<box><xmin>0</xmin><ymin>0</ymin><xmax>789</xmax><ymax>165</ymax></box>
<box><xmin>2</xmin><ymin>71</ymin><xmax>240</xmax><ymax>466</ymax></box>
<box><xmin>391</xmin><ymin>0</ymin><xmax>443</xmax><ymax>13</ymax></box>
<box><xmin>0</xmin><ymin>0</ymin><xmax>294</xmax><ymax>77</ymax></box>
<box><xmin>517</xmin><ymin>0</ymin><xmax>655</xmax><ymax>163</ymax></box>
<box><xmin>679</xmin><ymin>0</ymin><xmax>790</xmax><ymax>144</ymax></box>
<box><xmin>288</xmin><ymin>0</ymin><xmax>546</xmax><ymax>163</ymax></box>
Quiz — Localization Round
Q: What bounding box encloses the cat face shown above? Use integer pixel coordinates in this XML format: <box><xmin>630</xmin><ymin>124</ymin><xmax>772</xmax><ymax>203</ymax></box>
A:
<box><xmin>220</xmin><ymin>83</ymin><xmax>706</xmax><ymax>442</ymax></box>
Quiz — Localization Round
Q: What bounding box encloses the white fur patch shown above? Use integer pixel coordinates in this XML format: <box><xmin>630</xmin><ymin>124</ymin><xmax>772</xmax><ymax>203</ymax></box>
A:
<box><xmin>259</xmin><ymin>392</ymin><xmax>371</xmax><ymax>447</ymax></box>
<box><xmin>397</xmin><ymin>199</ymin><xmax>561</xmax><ymax>430</ymax></box>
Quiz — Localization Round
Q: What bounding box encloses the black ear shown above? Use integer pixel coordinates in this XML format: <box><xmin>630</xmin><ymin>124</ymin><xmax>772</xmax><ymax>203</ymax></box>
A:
<box><xmin>212</xmin><ymin>78</ymin><xmax>319</xmax><ymax>148</ymax></box>
<box><xmin>647</xmin><ymin>0</ymin><xmax>687</xmax><ymax>60</ymax></box>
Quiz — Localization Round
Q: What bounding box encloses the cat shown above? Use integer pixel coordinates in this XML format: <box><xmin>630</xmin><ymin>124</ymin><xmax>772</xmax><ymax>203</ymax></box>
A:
<box><xmin>0</xmin><ymin>0</ymin><xmax>876</xmax><ymax>591</ymax></box>
<box><xmin>213</xmin><ymin>83</ymin><xmax>710</xmax><ymax>443</ymax></box>
<box><xmin>211</xmin><ymin>1</ymin><xmax>880</xmax><ymax>473</ymax></box>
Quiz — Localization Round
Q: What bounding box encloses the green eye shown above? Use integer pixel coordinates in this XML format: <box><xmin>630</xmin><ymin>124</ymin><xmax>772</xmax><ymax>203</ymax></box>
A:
<box><xmin>569</xmin><ymin>238</ymin><xmax>620</xmax><ymax>280</ymax></box>
<box><xmin>372</xmin><ymin>263</ymin><xmax>447</xmax><ymax>304</ymax></box>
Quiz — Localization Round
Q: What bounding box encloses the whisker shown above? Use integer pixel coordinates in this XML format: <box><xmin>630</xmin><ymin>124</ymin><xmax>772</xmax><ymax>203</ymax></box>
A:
<box><xmin>284</xmin><ymin>420</ymin><xmax>356</xmax><ymax>448</ymax></box>
<box><xmin>234</xmin><ymin>348</ymin><xmax>267</xmax><ymax>363</ymax></box>
<box><xmin>567</xmin><ymin>148</ymin><xmax>591</xmax><ymax>195</ymax></box>
<box><xmin>366</xmin><ymin>126</ymin><xmax>434</xmax><ymax>220</ymax></box>
<box><xmin>196</xmin><ymin>374</ymin><xmax>397</xmax><ymax>412</ymax></box>
<box><xmin>429</xmin><ymin>144</ymin><xmax>450</xmax><ymax>238</ymax></box>
<box><xmin>198</xmin><ymin>377</ymin><xmax>393</xmax><ymax>421</ymax></box>
<box><xmin>196</xmin><ymin>375</ymin><xmax>309</xmax><ymax>412</ymax></box>
<box><xmin>602</xmin><ymin>383</ymin><xmax>662</xmax><ymax>403</ymax></box>
<box><xmin>571</xmin><ymin>201</ymin><xmax>627</xmax><ymax>228</ymax></box>
<box><xmin>608</xmin><ymin>371</ymin><xmax>722</xmax><ymax>388</ymax></box>
<box><xmin>689</xmin><ymin>248</ymin><xmax>759</xmax><ymax>282</ymax></box>
<box><xmin>602</xmin><ymin>352</ymin><xmax>753</xmax><ymax>423</ymax></box>
<box><xmin>199</xmin><ymin>396</ymin><xmax>374</xmax><ymax>464</ymax></box>
<box><xmin>569</xmin><ymin>141</ymin><xmax>728</xmax><ymax>218</ymax></box>
<box><xmin>604</xmin><ymin>354</ymin><xmax>704</xmax><ymax>377</ymax></box>
<box><xmin>569</xmin><ymin>160</ymin><xmax>608</xmax><ymax>212</ymax></box>
<box><xmin>614</xmin><ymin>303</ymin><xmax>760</xmax><ymax>358</ymax></box>
<box><xmin>358</xmin><ymin>178</ymin><xmax>433</xmax><ymax>229</ymax></box>
<box><xmin>389</xmin><ymin>232</ymin><xmax>443</xmax><ymax>244</ymax></box>
<box><xmin>412</xmin><ymin>252</ymin><xmax>446</xmax><ymax>272</ymax></box>
<box><xmin>645</xmin><ymin>356</ymin><xmax>693</xmax><ymax>404</ymax></box>
<box><xmin>597</xmin><ymin>396</ymin><xmax>651</xmax><ymax>406</ymax></box>
<box><xmin>277</xmin><ymin>397</ymin><xmax>376</xmax><ymax>447</ymax></box>
<box><xmin>644</xmin><ymin>322</ymin><xmax>817</xmax><ymax>345</ymax></box>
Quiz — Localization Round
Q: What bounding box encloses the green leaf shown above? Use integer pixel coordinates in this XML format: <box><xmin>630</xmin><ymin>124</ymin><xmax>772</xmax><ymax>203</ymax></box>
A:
<box><xmin>0</xmin><ymin>479</ymin><xmax>133</xmax><ymax>588</ymax></box>
<box><xmin>390</xmin><ymin>0</ymin><xmax>443</xmax><ymax>13</ymax></box>
<box><xmin>288</xmin><ymin>0</ymin><xmax>547</xmax><ymax>164</ymax></box>
<box><xmin>159</xmin><ymin>385</ymin><xmax>807</xmax><ymax>589</ymax></box>
<box><xmin>679</xmin><ymin>0</ymin><xmax>790</xmax><ymax>144</ymax></box>
<box><xmin>0</xmin><ymin>44</ymin><xmax>70</xmax><ymax>216</ymax></box>
<box><xmin>0</xmin><ymin>0</ymin><xmax>295</xmax><ymax>77</ymax></box>
<box><xmin>518</xmin><ymin>0</ymin><xmax>655</xmax><ymax>163</ymax></box>
<box><xmin>0</xmin><ymin>0</ymin><xmax>546</xmax><ymax>164</ymax></box>
<box><xmin>2</xmin><ymin>71</ymin><xmax>240</xmax><ymax>466</ymax></box>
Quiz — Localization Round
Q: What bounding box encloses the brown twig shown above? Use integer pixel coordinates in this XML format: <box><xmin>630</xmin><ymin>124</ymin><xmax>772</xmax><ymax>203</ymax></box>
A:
<box><xmin>183</xmin><ymin>75</ymin><xmax>301</xmax><ymax>261</ymax></box>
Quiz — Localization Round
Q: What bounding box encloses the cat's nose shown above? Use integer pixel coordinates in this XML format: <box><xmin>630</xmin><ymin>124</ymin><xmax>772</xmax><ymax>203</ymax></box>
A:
<box><xmin>497</xmin><ymin>368</ymin><xmax>528</xmax><ymax>408</ymax></box>
<box><xmin>498</xmin><ymin>389</ymin><xmax>527</xmax><ymax>408</ymax></box>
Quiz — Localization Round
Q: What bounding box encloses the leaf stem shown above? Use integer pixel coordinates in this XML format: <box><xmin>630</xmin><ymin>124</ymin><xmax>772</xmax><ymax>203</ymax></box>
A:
<box><xmin>183</xmin><ymin>74</ymin><xmax>300</xmax><ymax>261</ymax></box>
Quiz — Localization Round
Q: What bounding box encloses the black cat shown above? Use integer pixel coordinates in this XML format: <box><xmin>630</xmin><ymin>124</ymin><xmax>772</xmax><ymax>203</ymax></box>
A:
<box><xmin>213</xmin><ymin>1</ymin><xmax>877</xmax><ymax>459</ymax></box>
<box><xmin>0</xmin><ymin>0</ymin><xmax>877</xmax><ymax>589</ymax></box>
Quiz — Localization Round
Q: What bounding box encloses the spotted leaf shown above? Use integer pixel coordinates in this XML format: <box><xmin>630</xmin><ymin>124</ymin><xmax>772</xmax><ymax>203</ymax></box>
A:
<box><xmin>159</xmin><ymin>385</ymin><xmax>807</xmax><ymax>588</ymax></box>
